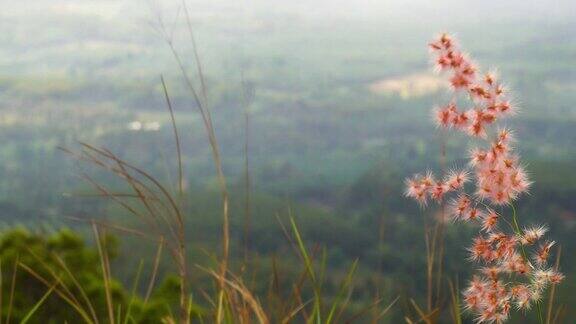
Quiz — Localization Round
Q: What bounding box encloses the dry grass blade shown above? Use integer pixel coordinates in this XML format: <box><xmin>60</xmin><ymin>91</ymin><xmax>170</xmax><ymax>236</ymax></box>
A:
<box><xmin>410</xmin><ymin>298</ymin><xmax>435</xmax><ymax>324</ymax></box>
<box><xmin>145</xmin><ymin>236</ymin><xmax>165</xmax><ymax>304</ymax></box>
<box><xmin>77</xmin><ymin>174</ymin><xmax>167</xmax><ymax>238</ymax></box>
<box><xmin>79</xmin><ymin>142</ymin><xmax>183</xmax><ymax>224</ymax></box>
<box><xmin>552</xmin><ymin>304</ymin><xmax>565</xmax><ymax>324</ymax></box>
<box><xmin>448</xmin><ymin>278</ymin><xmax>462</xmax><ymax>324</ymax></box>
<box><xmin>65</xmin><ymin>216</ymin><xmax>163</xmax><ymax>244</ymax></box>
<box><xmin>344</xmin><ymin>295</ymin><xmax>399</xmax><ymax>324</ymax></box>
<box><xmin>67</xmin><ymin>142</ymin><xmax>187</xmax><ymax>271</ymax></box>
<box><xmin>62</xmin><ymin>146</ymin><xmax>178</xmax><ymax>237</ymax></box>
<box><xmin>199</xmin><ymin>266</ymin><xmax>269</xmax><ymax>324</ymax></box>
<box><xmin>81</xmin><ymin>143</ymin><xmax>184</xmax><ymax>236</ymax></box>
<box><xmin>280</xmin><ymin>300</ymin><xmax>313</xmax><ymax>324</ymax></box>
<box><xmin>546</xmin><ymin>246</ymin><xmax>562</xmax><ymax>324</ymax></box>
<box><xmin>291</xmin><ymin>283</ymin><xmax>309</xmax><ymax>323</ymax></box>
<box><xmin>68</xmin><ymin>192</ymin><xmax>161</xmax><ymax>200</ymax></box>
<box><xmin>160</xmin><ymin>75</ymin><xmax>183</xmax><ymax>197</ymax></box>
<box><xmin>343</xmin><ymin>298</ymin><xmax>381</xmax><ymax>324</ymax></box>
<box><xmin>378</xmin><ymin>296</ymin><xmax>400</xmax><ymax>319</ymax></box>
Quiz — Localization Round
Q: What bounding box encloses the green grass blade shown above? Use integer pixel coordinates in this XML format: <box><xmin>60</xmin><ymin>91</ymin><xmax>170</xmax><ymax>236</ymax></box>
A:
<box><xmin>21</xmin><ymin>284</ymin><xmax>57</xmax><ymax>324</ymax></box>
<box><xmin>124</xmin><ymin>260</ymin><xmax>144</xmax><ymax>324</ymax></box>
<box><xmin>325</xmin><ymin>259</ymin><xmax>358</xmax><ymax>324</ymax></box>
<box><xmin>290</xmin><ymin>216</ymin><xmax>324</xmax><ymax>323</ymax></box>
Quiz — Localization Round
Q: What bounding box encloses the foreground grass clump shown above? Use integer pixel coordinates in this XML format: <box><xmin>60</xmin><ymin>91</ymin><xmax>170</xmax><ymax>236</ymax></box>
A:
<box><xmin>0</xmin><ymin>225</ymin><xmax>397</xmax><ymax>323</ymax></box>
<box><xmin>0</xmin><ymin>228</ymin><xmax>175</xmax><ymax>323</ymax></box>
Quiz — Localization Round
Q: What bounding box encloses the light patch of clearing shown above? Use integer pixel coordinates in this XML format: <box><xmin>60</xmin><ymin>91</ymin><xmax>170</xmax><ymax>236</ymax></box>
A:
<box><xmin>369</xmin><ymin>73</ymin><xmax>448</xmax><ymax>99</ymax></box>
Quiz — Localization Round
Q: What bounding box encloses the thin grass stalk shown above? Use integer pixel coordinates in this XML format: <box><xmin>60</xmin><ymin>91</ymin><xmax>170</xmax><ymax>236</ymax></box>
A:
<box><xmin>160</xmin><ymin>76</ymin><xmax>189</xmax><ymax>324</ymax></box>
<box><xmin>242</xmin><ymin>76</ymin><xmax>253</xmax><ymax>264</ymax></box>
<box><xmin>160</xmin><ymin>75</ymin><xmax>184</xmax><ymax>197</ymax></box>
<box><xmin>344</xmin><ymin>296</ymin><xmax>399</xmax><ymax>324</ymax></box>
<box><xmin>0</xmin><ymin>259</ymin><xmax>3</xmax><ymax>324</ymax></box>
<box><xmin>326</xmin><ymin>259</ymin><xmax>358</xmax><ymax>324</ymax></box>
<box><xmin>424</xmin><ymin>223</ymin><xmax>435</xmax><ymax>313</ymax></box>
<box><xmin>123</xmin><ymin>261</ymin><xmax>144</xmax><ymax>324</ymax></box>
<box><xmin>546</xmin><ymin>246</ymin><xmax>561</xmax><ymax>324</ymax></box>
<box><xmin>20</xmin><ymin>283</ymin><xmax>58</xmax><ymax>324</ymax></box>
<box><xmin>552</xmin><ymin>305</ymin><xmax>565</xmax><ymax>324</ymax></box>
<box><xmin>145</xmin><ymin>236</ymin><xmax>165</xmax><ymax>304</ymax></box>
<box><xmin>92</xmin><ymin>224</ymin><xmax>115</xmax><ymax>324</ymax></box>
<box><xmin>448</xmin><ymin>278</ymin><xmax>462</xmax><ymax>324</ymax></box>
<box><xmin>276</xmin><ymin>214</ymin><xmax>313</xmax><ymax>321</ymax></box>
<box><xmin>291</xmin><ymin>284</ymin><xmax>309</xmax><ymax>323</ymax></box>
<box><xmin>5</xmin><ymin>254</ymin><xmax>18</xmax><ymax>324</ymax></box>
<box><xmin>80</xmin><ymin>143</ymin><xmax>184</xmax><ymax>227</ymax></box>
<box><xmin>24</xmin><ymin>248</ymin><xmax>85</xmax><ymax>313</ymax></box>
<box><xmin>341</xmin><ymin>298</ymin><xmax>381</xmax><ymax>324</ymax></box>
<box><xmin>156</xmin><ymin>13</ymin><xmax>230</xmax><ymax>321</ymax></box>
<box><xmin>18</xmin><ymin>263</ymin><xmax>94</xmax><ymax>323</ymax></box>
<box><xmin>410</xmin><ymin>299</ymin><xmax>433</xmax><ymax>324</ymax></box>
<box><xmin>67</xmin><ymin>146</ymin><xmax>170</xmax><ymax>228</ymax></box>
<box><xmin>318</xmin><ymin>247</ymin><xmax>328</xmax><ymax>294</ymax></box>
<box><xmin>107</xmin><ymin>154</ymin><xmax>168</xmax><ymax>230</ymax></box>
<box><xmin>277</xmin><ymin>213</ymin><xmax>324</xmax><ymax>322</ymax></box>
<box><xmin>510</xmin><ymin>204</ymin><xmax>544</xmax><ymax>324</ymax></box>
<box><xmin>376</xmin><ymin>296</ymin><xmax>400</xmax><ymax>322</ymax></box>
<box><xmin>281</xmin><ymin>300</ymin><xmax>312</xmax><ymax>324</ymax></box>
<box><xmin>75</xmin><ymin>149</ymin><xmax>182</xmax><ymax>246</ymax></box>
<box><xmin>53</xmin><ymin>255</ymin><xmax>100</xmax><ymax>323</ymax></box>
<box><xmin>373</xmin><ymin>213</ymin><xmax>385</xmax><ymax>323</ymax></box>
<box><xmin>181</xmin><ymin>0</ymin><xmax>208</xmax><ymax>107</ymax></box>
<box><xmin>288</xmin><ymin>263</ymin><xmax>321</xmax><ymax>322</ymax></box>
<box><xmin>332</xmin><ymin>283</ymin><xmax>354</xmax><ymax>324</ymax></box>
<box><xmin>288</xmin><ymin>217</ymin><xmax>323</xmax><ymax>323</ymax></box>
<box><xmin>67</xmin><ymin>216</ymin><xmax>178</xmax><ymax>276</ymax></box>
<box><xmin>434</xmin><ymin>209</ymin><xmax>446</xmax><ymax>309</ymax></box>
<box><xmin>65</xmin><ymin>216</ymin><xmax>167</xmax><ymax>245</ymax></box>
<box><xmin>74</xmin><ymin>144</ymin><xmax>188</xmax><ymax>276</ymax></box>
<box><xmin>79</xmin><ymin>173</ymin><xmax>169</xmax><ymax>240</ymax></box>
<box><xmin>144</xmin><ymin>15</ymin><xmax>219</xmax><ymax>316</ymax></box>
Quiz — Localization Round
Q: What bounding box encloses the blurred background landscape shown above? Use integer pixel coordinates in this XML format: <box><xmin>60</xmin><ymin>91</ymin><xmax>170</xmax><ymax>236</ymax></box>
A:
<box><xmin>1</xmin><ymin>0</ymin><xmax>575</xmax><ymax>322</ymax></box>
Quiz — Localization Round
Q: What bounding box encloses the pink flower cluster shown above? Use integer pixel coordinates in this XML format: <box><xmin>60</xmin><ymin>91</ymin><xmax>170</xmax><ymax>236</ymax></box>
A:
<box><xmin>430</xmin><ymin>33</ymin><xmax>514</xmax><ymax>138</ymax></box>
<box><xmin>463</xmin><ymin>226</ymin><xmax>563</xmax><ymax>323</ymax></box>
<box><xmin>405</xmin><ymin>34</ymin><xmax>563</xmax><ymax>323</ymax></box>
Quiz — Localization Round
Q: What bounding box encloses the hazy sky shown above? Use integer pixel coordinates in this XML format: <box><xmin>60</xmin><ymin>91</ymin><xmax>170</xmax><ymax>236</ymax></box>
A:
<box><xmin>2</xmin><ymin>0</ymin><xmax>574</xmax><ymax>78</ymax></box>
<box><xmin>2</xmin><ymin>0</ymin><xmax>575</xmax><ymax>22</ymax></box>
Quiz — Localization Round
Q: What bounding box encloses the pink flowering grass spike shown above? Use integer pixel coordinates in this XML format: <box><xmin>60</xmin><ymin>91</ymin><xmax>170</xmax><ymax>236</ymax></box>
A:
<box><xmin>404</xmin><ymin>33</ymin><xmax>564</xmax><ymax>323</ymax></box>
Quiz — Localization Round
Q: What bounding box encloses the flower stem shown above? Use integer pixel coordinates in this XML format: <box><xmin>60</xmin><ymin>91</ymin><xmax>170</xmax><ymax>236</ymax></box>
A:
<box><xmin>510</xmin><ymin>203</ymin><xmax>544</xmax><ymax>324</ymax></box>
